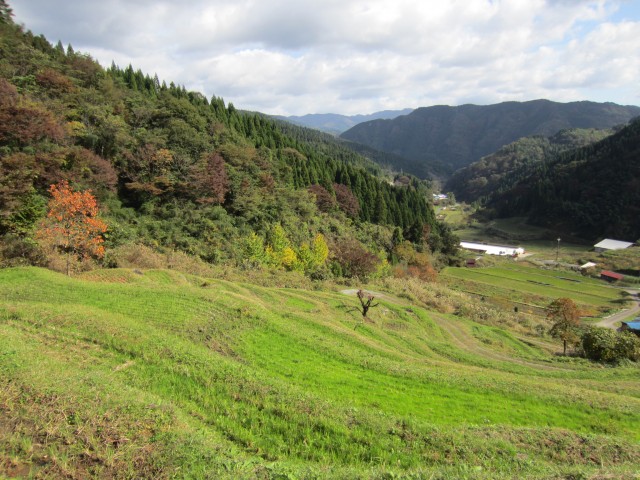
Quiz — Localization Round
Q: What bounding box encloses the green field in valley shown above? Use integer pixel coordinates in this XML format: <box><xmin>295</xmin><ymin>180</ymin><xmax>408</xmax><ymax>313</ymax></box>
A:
<box><xmin>441</xmin><ymin>263</ymin><xmax>629</xmax><ymax>317</ymax></box>
<box><xmin>1</xmin><ymin>267</ymin><xmax>639</xmax><ymax>479</ymax></box>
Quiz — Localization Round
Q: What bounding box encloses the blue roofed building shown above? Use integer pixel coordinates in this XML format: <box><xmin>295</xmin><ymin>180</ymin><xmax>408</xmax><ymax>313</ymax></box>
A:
<box><xmin>620</xmin><ymin>320</ymin><xmax>640</xmax><ymax>337</ymax></box>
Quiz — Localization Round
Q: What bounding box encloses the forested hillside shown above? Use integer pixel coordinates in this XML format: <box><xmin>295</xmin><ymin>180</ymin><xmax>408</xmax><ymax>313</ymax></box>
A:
<box><xmin>446</xmin><ymin>128</ymin><xmax>615</xmax><ymax>203</ymax></box>
<box><xmin>0</xmin><ymin>6</ymin><xmax>456</xmax><ymax>275</ymax></box>
<box><xmin>483</xmin><ymin>117</ymin><xmax>640</xmax><ymax>242</ymax></box>
<box><xmin>340</xmin><ymin>100</ymin><xmax>640</xmax><ymax>177</ymax></box>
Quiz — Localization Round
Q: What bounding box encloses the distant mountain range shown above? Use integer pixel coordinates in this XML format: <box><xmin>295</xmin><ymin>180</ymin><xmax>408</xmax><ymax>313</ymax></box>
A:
<box><xmin>273</xmin><ymin>109</ymin><xmax>413</xmax><ymax>135</ymax></box>
<box><xmin>339</xmin><ymin>100</ymin><xmax>640</xmax><ymax>178</ymax></box>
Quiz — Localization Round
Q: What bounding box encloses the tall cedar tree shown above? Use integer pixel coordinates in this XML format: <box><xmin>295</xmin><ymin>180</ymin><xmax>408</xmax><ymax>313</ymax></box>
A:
<box><xmin>38</xmin><ymin>181</ymin><xmax>108</xmax><ymax>275</ymax></box>
<box><xmin>0</xmin><ymin>0</ymin><xmax>12</xmax><ymax>23</ymax></box>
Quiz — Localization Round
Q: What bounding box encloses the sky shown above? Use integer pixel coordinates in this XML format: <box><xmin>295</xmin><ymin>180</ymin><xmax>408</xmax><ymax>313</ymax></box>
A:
<box><xmin>10</xmin><ymin>0</ymin><xmax>640</xmax><ymax>116</ymax></box>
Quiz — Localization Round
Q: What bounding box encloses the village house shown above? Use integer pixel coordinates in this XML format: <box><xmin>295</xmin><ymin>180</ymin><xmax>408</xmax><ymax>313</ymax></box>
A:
<box><xmin>600</xmin><ymin>270</ymin><xmax>624</xmax><ymax>282</ymax></box>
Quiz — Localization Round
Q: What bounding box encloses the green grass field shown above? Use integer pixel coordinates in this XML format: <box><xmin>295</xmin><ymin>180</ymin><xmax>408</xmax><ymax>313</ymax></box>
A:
<box><xmin>441</xmin><ymin>263</ymin><xmax>628</xmax><ymax>317</ymax></box>
<box><xmin>1</xmin><ymin>267</ymin><xmax>639</xmax><ymax>479</ymax></box>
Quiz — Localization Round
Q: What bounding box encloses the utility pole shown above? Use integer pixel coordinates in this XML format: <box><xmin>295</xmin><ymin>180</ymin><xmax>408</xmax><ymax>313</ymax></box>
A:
<box><xmin>556</xmin><ymin>237</ymin><xmax>561</xmax><ymax>264</ymax></box>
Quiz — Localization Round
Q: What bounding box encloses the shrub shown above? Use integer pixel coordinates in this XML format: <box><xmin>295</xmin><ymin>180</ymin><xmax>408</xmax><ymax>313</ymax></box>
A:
<box><xmin>0</xmin><ymin>233</ymin><xmax>47</xmax><ymax>267</ymax></box>
<box><xmin>581</xmin><ymin>327</ymin><xmax>640</xmax><ymax>363</ymax></box>
<box><xmin>392</xmin><ymin>241</ymin><xmax>438</xmax><ymax>282</ymax></box>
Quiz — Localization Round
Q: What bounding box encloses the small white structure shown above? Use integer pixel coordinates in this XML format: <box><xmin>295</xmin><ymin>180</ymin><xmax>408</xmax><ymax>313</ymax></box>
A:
<box><xmin>460</xmin><ymin>241</ymin><xmax>524</xmax><ymax>256</ymax></box>
<box><xmin>580</xmin><ymin>262</ymin><xmax>597</xmax><ymax>270</ymax></box>
<box><xmin>594</xmin><ymin>239</ymin><xmax>634</xmax><ymax>253</ymax></box>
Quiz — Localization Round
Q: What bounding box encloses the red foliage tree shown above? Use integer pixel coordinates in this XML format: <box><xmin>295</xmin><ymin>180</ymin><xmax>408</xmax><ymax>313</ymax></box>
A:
<box><xmin>35</xmin><ymin>68</ymin><xmax>75</xmax><ymax>95</ymax></box>
<box><xmin>333</xmin><ymin>183</ymin><xmax>360</xmax><ymax>218</ymax></box>
<box><xmin>38</xmin><ymin>181</ymin><xmax>108</xmax><ymax>275</ymax></box>
<box><xmin>332</xmin><ymin>238</ymin><xmax>378</xmax><ymax>278</ymax></box>
<box><xmin>0</xmin><ymin>79</ymin><xmax>66</xmax><ymax>148</ymax></box>
<box><xmin>308</xmin><ymin>184</ymin><xmax>336</xmax><ymax>212</ymax></box>
<box><xmin>65</xmin><ymin>147</ymin><xmax>118</xmax><ymax>192</ymax></box>
<box><xmin>190</xmin><ymin>152</ymin><xmax>229</xmax><ymax>204</ymax></box>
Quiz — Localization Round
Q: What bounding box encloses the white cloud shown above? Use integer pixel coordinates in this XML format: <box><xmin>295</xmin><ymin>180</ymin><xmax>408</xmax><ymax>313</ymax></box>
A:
<box><xmin>10</xmin><ymin>0</ymin><xmax>640</xmax><ymax>115</ymax></box>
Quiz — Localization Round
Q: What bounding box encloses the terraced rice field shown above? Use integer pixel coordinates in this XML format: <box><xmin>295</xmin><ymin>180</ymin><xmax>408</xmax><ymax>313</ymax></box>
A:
<box><xmin>441</xmin><ymin>263</ymin><xmax>627</xmax><ymax>316</ymax></box>
<box><xmin>1</xmin><ymin>267</ymin><xmax>638</xmax><ymax>479</ymax></box>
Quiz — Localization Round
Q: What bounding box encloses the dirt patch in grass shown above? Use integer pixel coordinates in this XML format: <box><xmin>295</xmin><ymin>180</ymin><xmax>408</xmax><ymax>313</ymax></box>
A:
<box><xmin>0</xmin><ymin>381</ymin><xmax>174</xmax><ymax>479</ymax></box>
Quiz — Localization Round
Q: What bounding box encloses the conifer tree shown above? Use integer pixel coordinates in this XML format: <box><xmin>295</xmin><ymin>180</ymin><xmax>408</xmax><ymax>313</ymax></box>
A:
<box><xmin>55</xmin><ymin>40</ymin><xmax>65</xmax><ymax>56</ymax></box>
<box><xmin>0</xmin><ymin>0</ymin><xmax>13</xmax><ymax>23</ymax></box>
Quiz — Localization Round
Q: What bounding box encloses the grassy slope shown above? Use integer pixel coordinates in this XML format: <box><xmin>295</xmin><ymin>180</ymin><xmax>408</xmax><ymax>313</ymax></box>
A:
<box><xmin>1</xmin><ymin>267</ymin><xmax>639</xmax><ymax>479</ymax></box>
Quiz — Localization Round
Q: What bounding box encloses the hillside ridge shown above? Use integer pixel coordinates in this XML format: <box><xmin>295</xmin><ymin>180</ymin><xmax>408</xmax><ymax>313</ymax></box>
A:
<box><xmin>274</xmin><ymin>108</ymin><xmax>414</xmax><ymax>135</ymax></box>
<box><xmin>340</xmin><ymin>99</ymin><xmax>640</xmax><ymax>177</ymax></box>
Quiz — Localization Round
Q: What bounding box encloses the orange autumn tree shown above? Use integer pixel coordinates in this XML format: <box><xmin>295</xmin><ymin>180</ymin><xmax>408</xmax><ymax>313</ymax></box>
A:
<box><xmin>38</xmin><ymin>181</ymin><xmax>107</xmax><ymax>275</ymax></box>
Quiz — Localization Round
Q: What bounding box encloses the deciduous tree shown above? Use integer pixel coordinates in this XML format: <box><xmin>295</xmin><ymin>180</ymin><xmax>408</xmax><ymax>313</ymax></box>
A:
<box><xmin>190</xmin><ymin>152</ymin><xmax>229</xmax><ymax>205</ymax></box>
<box><xmin>333</xmin><ymin>183</ymin><xmax>360</xmax><ymax>218</ymax></box>
<box><xmin>308</xmin><ymin>184</ymin><xmax>336</xmax><ymax>212</ymax></box>
<box><xmin>37</xmin><ymin>181</ymin><xmax>107</xmax><ymax>275</ymax></box>
<box><xmin>346</xmin><ymin>289</ymin><xmax>380</xmax><ymax>330</ymax></box>
<box><xmin>547</xmin><ymin>298</ymin><xmax>580</xmax><ymax>355</ymax></box>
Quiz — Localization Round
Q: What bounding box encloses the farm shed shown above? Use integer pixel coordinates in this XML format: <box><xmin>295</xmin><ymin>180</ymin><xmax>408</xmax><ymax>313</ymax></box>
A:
<box><xmin>600</xmin><ymin>270</ymin><xmax>624</xmax><ymax>282</ymax></box>
<box><xmin>594</xmin><ymin>239</ymin><xmax>634</xmax><ymax>252</ymax></box>
<box><xmin>460</xmin><ymin>241</ymin><xmax>524</xmax><ymax>256</ymax></box>
<box><xmin>620</xmin><ymin>321</ymin><xmax>640</xmax><ymax>337</ymax></box>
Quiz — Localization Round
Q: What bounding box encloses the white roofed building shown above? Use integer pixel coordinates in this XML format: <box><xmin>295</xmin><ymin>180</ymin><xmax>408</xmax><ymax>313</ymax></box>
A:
<box><xmin>594</xmin><ymin>239</ymin><xmax>634</xmax><ymax>252</ymax></box>
<box><xmin>460</xmin><ymin>241</ymin><xmax>524</xmax><ymax>256</ymax></box>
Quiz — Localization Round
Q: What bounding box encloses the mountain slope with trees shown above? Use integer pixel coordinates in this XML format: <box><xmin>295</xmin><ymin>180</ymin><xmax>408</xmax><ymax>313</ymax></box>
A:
<box><xmin>340</xmin><ymin>100</ymin><xmax>640</xmax><ymax>177</ymax></box>
<box><xmin>0</xmin><ymin>4</ymin><xmax>456</xmax><ymax>275</ymax></box>
<box><xmin>483</xmin><ymin>117</ymin><xmax>640</xmax><ymax>241</ymax></box>
<box><xmin>445</xmin><ymin>127</ymin><xmax>616</xmax><ymax>203</ymax></box>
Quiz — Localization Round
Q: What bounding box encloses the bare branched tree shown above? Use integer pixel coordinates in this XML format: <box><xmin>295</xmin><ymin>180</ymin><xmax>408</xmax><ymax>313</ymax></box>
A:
<box><xmin>344</xmin><ymin>289</ymin><xmax>379</xmax><ymax>330</ymax></box>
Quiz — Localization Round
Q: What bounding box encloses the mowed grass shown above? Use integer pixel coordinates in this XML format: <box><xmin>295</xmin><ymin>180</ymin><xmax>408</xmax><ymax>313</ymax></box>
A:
<box><xmin>1</xmin><ymin>267</ymin><xmax>639</xmax><ymax>479</ymax></box>
<box><xmin>441</xmin><ymin>263</ymin><xmax>627</xmax><ymax>314</ymax></box>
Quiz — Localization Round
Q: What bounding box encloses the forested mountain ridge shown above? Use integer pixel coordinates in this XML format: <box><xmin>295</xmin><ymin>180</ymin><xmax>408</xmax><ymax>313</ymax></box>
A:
<box><xmin>0</xmin><ymin>7</ymin><xmax>457</xmax><ymax>275</ymax></box>
<box><xmin>446</xmin><ymin>127</ymin><xmax>616</xmax><ymax>203</ymax></box>
<box><xmin>274</xmin><ymin>109</ymin><xmax>413</xmax><ymax>135</ymax></box>
<box><xmin>340</xmin><ymin>100</ymin><xmax>640</xmax><ymax>178</ymax></box>
<box><xmin>483</xmin><ymin>117</ymin><xmax>640</xmax><ymax>242</ymax></box>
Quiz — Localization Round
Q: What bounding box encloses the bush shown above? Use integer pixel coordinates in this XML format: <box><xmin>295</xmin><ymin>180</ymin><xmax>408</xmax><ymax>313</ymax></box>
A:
<box><xmin>581</xmin><ymin>327</ymin><xmax>640</xmax><ymax>363</ymax></box>
<box><xmin>0</xmin><ymin>233</ymin><xmax>47</xmax><ymax>267</ymax></box>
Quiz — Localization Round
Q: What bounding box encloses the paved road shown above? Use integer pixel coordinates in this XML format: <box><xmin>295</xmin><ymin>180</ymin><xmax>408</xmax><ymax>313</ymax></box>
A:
<box><xmin>596</xmin><ymin>289</ymin><xmax>640</xmax><ymax>329</ymax></box>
